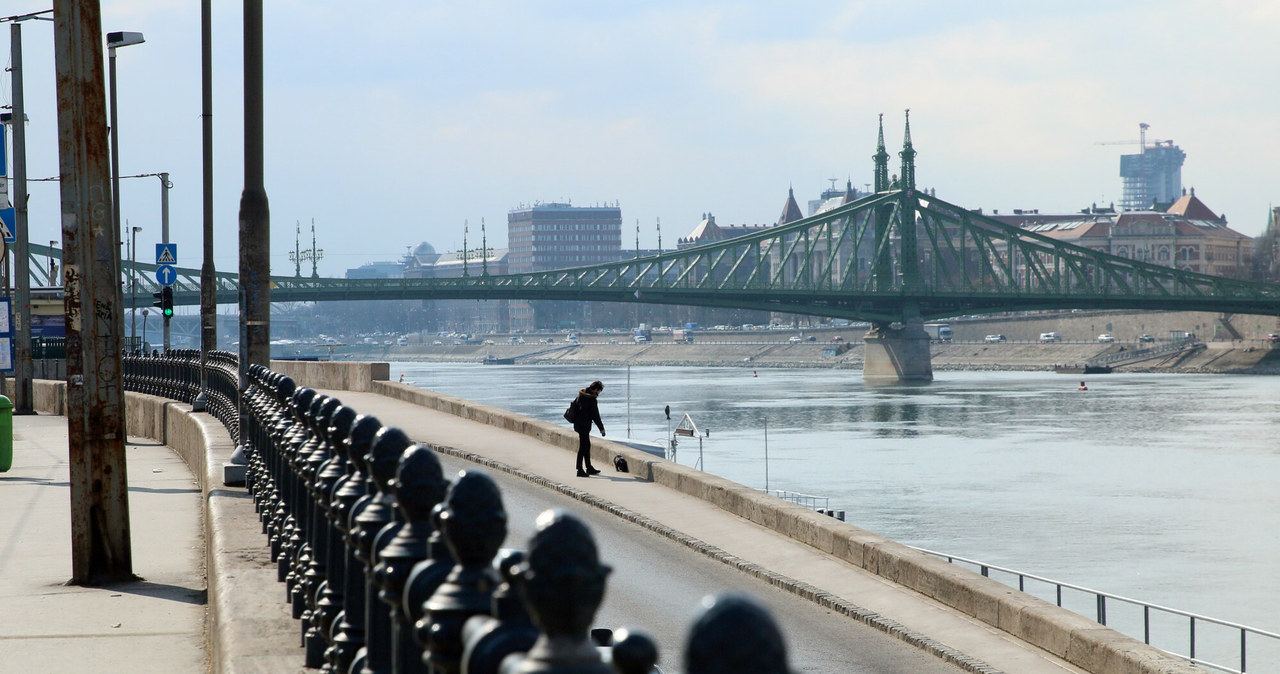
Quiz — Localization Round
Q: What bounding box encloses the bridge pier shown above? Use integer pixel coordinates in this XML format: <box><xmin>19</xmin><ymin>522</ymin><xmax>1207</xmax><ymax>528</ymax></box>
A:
<box><xmin>862</xmin><ymin>320</ymin><xmax>933</xmax><ymax>385</ymax></box>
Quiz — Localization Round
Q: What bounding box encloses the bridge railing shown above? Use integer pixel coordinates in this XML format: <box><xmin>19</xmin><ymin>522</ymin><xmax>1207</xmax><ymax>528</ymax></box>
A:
<box><xmin>121</xmin><ymin>351</ymin><xmax>795</xmax><ymax>674</ymax></box>
<box><xmin>909</xmin><ymin>546</ymin><xmax>1279</xmax><ymax>674</ymax></box>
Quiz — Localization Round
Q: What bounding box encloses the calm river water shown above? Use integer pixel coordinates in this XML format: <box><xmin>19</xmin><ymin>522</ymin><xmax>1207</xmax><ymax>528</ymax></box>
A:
<box><xmin>390</xmin><ymin>362</ymin><xmax>1279</xmax><ymax>665</ymax></box>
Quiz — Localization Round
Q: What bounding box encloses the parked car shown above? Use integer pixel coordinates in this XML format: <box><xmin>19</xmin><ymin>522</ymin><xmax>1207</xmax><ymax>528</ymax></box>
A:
<box><xmin>1097</xmin><ymin>334</ymin><xmax>1115</xmax><ymax>343</ymax></box>
<box><xmin>983</xmin><ymin>334</ymin><xmax>1006</xmax><ymax>343</ymax></box>
<box><xmin>1138</xmin><ymin>334</ymin><xmax>1155</xmax><ymax>343</ymax></box>
<box><xmin>1267</xmin><ymin>333</ymin><xmax>1280</xmax><ymax>343</ymax></box>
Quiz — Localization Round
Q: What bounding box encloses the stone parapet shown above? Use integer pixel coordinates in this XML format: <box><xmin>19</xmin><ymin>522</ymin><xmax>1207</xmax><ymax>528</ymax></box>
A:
<box><xmin>270</xmin><ymin>359</ymin><xmax>390</xmax><ymax>392</ymax></box>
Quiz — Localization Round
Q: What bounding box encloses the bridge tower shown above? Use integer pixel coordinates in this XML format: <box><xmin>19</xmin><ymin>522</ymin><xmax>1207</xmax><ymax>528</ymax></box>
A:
<box><xmin>862</xmin><ymin>111</ymin><xmax>933</xmax><ymax>384</ymax></box>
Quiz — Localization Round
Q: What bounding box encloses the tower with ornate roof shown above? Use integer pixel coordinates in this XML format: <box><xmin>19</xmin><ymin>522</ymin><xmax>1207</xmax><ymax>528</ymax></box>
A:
<box><xmin>777</xmin><ymin>186</ymin><xmax>804</xmax><ymax>225</ymax></box>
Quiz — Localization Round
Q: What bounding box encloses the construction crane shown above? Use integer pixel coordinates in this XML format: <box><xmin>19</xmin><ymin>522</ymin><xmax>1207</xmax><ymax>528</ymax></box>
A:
<box><xmin>1095</xmin><ymin>122</ymin><xmax>1173</xmax><ymax>149</ymax></box>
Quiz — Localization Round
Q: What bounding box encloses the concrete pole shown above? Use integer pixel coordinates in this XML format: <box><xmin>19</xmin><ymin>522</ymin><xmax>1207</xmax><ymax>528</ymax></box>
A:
<box><xmin>238</xmin><ymin>0</ymin><xmax>270</xmax><ymax>449</ymax></box>
<box><xmin>160</xmin><ymin>172</ymin><xmax>170</xmax><ymax>351</ymax></box>
<box><xmin>52</xmin><ymin>0</ymin><xmax>134</xmax><ymax>584</ymax></box>
<box><xmin>10</xmin><ymin>22</ymin><xmax>34</xmax><ymax>415</ymax></box>
<box><xmin>193</xmin><ymin>0</ymin><xmax>214</xmax><ymax>413</ymax></box>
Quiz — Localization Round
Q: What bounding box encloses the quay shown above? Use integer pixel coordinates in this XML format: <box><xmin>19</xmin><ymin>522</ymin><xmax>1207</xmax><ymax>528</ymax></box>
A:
<box><xmin>0</xmin><ymin>360</ymin><xmax>1200</xmax><ymax>674</ymax></box>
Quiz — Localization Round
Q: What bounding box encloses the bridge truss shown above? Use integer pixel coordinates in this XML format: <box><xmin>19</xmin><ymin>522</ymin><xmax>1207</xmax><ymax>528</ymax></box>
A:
<box><xmin>22</xmin><ymin>119</ymin><xmax>1280</xmax><ymax>324</ymax></box>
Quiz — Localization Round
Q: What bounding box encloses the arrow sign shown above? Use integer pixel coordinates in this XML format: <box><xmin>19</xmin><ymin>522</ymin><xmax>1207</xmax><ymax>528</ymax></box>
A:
<box><xmin>156</xmin><ymin>264</ymin><xmax>177</xmax><ymax>287</ymax></box>
<box><xmin>155</xmin><ymin>243</ymin><xmax>177</xmax><ymax>265</ymax></box>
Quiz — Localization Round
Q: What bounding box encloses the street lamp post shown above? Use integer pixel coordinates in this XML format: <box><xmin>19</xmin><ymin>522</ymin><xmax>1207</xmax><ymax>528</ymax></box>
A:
<box><xmin>129</xmin><ymin>225</ymin><xmax>141</xmax><ymax>349</ymax></box>
<box><xmin>158</xmin><ymin>172</ymin><xmax>171</xmax><ymax>351</ymax></box>
<box><xmin>106</xmin><ymin>30</ymin><xmax>144</xmax><ymax>285</ymax></box>
<box><xmin>141</xmin><ymin>309</ymin><xmax>149</xmax><ymax>352</ymax></box>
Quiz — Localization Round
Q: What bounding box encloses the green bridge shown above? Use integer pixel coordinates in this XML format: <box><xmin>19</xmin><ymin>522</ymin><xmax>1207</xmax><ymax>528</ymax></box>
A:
<box><xmin>25</xmin><ymin>117</ymin><xmax>1280</xmax><ymax>381</ymax></box>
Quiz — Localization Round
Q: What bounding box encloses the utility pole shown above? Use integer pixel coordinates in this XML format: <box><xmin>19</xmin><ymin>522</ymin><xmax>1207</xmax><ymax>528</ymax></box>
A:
<box><xmin>238</xmin><ymin>0</ymin><xmax>270</xmax><ymax>455</ymax></box>
<box><xmin>193</xmin><ymin>0</ymin><xmax>215</xmax><ymax>413</ymax></box>
<box><xmin>7</xmin><ymin>14</ymin><xmax>46</xmax><ymax>416</ymax></box>
<box><xmin>53</xmin><ymin>0</ymin><xmax>134</xmax><ymax>584</ymax></box>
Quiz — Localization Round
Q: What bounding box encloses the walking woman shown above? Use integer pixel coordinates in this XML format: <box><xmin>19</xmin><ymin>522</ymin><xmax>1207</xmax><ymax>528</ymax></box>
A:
<box><xmin>572</xmin><ymin>380</ymin><xmax>606</xmax><ymax>477</ymax></box>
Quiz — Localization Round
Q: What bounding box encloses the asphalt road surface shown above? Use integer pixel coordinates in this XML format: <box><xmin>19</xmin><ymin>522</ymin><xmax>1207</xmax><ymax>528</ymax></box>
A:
<box><xmin>440</xmin><ymin>455</ymin><xmax>966</xmax><ymax>674</ymax></box>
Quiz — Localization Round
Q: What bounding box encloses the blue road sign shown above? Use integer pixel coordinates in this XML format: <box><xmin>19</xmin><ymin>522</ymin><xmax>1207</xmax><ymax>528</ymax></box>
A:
<box><xmin>0</xmin><ymin>208</ymin><xmax>14</xmax><ymax>244</ymax></box>
<box><xmin>156</xmin><ymin>264</ymin><xmax>177</xmax><ymax>287</ymax></box>
<box><xmin>156</xmin><ymin>243</ymin><xmax>177</xmax><ymax>265</ymax></box>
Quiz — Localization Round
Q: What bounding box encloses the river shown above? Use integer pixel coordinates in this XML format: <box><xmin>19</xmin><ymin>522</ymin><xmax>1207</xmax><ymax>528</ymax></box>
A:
<box><xmin>388</xmin><ymin>362</ymin><xmax>1280</xmax><ymax>667</ymax></box>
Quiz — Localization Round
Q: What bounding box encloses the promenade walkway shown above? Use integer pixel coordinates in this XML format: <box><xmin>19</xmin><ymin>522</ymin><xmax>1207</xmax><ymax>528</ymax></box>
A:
<box><xmin>0</xmin><ymin>414</ymin><xmax>206</xmax><ymax>674</ymax></box>
<box><xmin>319</xmin><ymin>387</ymin><xmax>1090</xmax><ymax>674</ymax></box>
<box><xmin>3</xmin><ymin>381</ymin><xmax>1177</xmax><ymax>673</ymax></box>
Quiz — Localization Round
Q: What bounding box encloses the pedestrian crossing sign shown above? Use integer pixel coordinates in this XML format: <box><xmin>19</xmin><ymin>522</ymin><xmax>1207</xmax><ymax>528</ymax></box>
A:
<box><xmin>155</xmin><ymin>243</ymin><xmax>177</xmax><ymax>265</ymax></box>
<box><xmin>0</xmin><ymin>209</ymin><xmax>14</xmax><ymax>244</ymax></box>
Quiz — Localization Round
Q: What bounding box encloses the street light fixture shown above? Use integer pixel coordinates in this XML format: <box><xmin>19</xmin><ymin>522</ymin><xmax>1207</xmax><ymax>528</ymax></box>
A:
<box><xmin>106</xmin><ymin>30</ymin><xmax>145</xmax><ymax>275</ymax></box>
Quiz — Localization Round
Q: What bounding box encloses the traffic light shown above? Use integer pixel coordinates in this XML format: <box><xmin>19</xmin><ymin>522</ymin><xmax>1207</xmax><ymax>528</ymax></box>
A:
<box><xmin>152</xmin><ymin>287</ymin><xmax>174</xmax><ymax>318</ymax></box>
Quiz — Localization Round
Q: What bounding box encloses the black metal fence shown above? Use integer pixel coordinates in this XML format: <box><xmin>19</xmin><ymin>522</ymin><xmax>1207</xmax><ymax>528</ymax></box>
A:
<box><xmin>122</xmin><ymin>351</ymin><xmax>791</xmax><ymax>674</ymax></box>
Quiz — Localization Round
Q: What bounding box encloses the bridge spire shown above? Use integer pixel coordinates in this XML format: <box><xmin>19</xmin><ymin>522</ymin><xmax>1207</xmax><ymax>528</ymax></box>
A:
<box><xmin>899</xmin><ymin>109</ymin><xmax>916</xmax><ymax>192</ymax></box>
<box><xmin>462</xmin><ymin>219</ymin><xmax>469</xmax><ymax>277</ymax></box>
<box><xmin>481</xmin><ymin>218</ymin><xmax>488</xmax><ymax>276</ymax></box>
<box><xmin>308</xmin><ymin>219</ymin><xmax>323</xmax><ymax>278</ymax></box>
<box><xmin>873</xmin><ymin>113</ymin><xmax>890</xmax><ymax>192</ymax></box>
<box><xmin>291</xmin><ymin>220</ymin><xmax>302</xmax><ymax>277</ymax></box>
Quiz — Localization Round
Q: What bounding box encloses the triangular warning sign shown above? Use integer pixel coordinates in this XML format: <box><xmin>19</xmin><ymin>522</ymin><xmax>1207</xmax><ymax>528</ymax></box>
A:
<box><xmin>157</xmin><ymin>246</ymin><xmax>176</xmax><ymax>264</ymax></box>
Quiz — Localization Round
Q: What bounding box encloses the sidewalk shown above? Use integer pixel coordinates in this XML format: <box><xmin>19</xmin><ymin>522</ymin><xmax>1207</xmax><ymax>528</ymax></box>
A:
<box><xmin>320</xmin><ymin>388</ymin><xmax>1090</xmax><ymax>674</ymax></box>
<box><xmin>0</xmin><ymin>414</ymin><xmax>206</xmax><ymax>674</ymax></box>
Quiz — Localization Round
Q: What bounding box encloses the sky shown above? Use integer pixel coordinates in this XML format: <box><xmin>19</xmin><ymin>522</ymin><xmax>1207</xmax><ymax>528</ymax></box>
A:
<box><xmin>2</xmin><ymin>1</ymin><xmax>1278</xmax><ymax>279</ymax></box>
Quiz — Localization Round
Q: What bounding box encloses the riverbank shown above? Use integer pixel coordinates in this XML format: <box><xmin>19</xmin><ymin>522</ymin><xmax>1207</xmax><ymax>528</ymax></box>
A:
<box><xmin>334</xmin><ymin>338</ymin><xmax>1280</xmax><ymax>375</ymax></box>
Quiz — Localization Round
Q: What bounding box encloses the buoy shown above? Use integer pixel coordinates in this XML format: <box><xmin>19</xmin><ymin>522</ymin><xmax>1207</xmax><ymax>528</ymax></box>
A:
<box><xmin>1078</xmin><ymin>381</ymin><xmax>1088</xmax><ymax>391</ymax></box>
<box><xmin>753</xmin><ymin>370</ymin><xmax>758</xmax><ymax>377</ymax></box>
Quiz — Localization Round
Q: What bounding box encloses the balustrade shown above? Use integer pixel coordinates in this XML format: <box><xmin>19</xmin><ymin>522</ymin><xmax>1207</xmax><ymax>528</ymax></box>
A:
<box><xmin>121</xmin><ymin>351</ymin><xmax>792</xmax><ymax>674</ymax></box>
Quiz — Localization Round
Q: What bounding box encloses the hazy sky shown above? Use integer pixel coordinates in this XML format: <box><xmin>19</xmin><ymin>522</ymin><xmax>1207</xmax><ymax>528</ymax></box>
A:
<box><xmin>3</xmin><ymin>1</ymin><xmax>1277</xmax><ymax>278</ymax></box>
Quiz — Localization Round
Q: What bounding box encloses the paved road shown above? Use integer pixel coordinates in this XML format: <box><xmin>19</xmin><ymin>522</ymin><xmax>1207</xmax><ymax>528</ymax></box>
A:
<box><xmin>446</xmin><ymin>452</ymin><xmax>964</xmax><ymax>673</ymax></box>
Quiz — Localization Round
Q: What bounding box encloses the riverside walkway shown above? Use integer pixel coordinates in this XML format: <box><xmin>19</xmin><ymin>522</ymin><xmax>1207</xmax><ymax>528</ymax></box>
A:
<box><xmin>0</xmin><ymin>415</ymin><xmax>207</xmax><ymax>673</ymax></box>
<box><xmin>1</xmin><ymin>373</ymin><xmax>1199</xmax><ymax>673</ymax></box>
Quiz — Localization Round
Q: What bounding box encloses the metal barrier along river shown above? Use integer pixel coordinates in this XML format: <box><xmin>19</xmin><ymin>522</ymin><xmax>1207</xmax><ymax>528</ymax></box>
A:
<box><xmin>910</xmin><ymin>546</ymin><xmax>1280</xmax><ymax>674</ymax></box>
<box><xmin>123</xmin><ymin>351</ymin><xmax>794</xmax><ymax>674</ymax></box>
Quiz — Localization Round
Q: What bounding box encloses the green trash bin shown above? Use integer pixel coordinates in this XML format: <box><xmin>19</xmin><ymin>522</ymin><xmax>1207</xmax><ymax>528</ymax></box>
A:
<box><xmin>0</xmin><ymin>395</ymin><xmax>12</xmax><ymax>472</ymax></box>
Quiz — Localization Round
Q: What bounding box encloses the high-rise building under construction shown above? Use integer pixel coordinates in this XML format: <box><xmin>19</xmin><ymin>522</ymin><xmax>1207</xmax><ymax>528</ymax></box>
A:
<box><xmin>1119</xmin><ymin>138</ymin><xmax>1186</xmax><ymax>211</ymax></box>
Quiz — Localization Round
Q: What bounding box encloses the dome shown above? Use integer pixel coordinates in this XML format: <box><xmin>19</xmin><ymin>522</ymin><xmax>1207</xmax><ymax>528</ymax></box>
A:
<box><xmin>414</xmin><ymin>241</ymin><xmax>436</xmax><ymax>257</ymax></box>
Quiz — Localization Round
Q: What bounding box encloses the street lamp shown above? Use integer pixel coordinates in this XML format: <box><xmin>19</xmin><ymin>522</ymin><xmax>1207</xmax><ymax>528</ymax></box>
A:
<box><xmin>129</xmin><ymin>225</ymin><xmax>141</xmax><ymax>349</ymax></box>
<box><xmin>141</xmin><ymin>309</ymin><xmax>150</xmax><ymax>353</ymax></box>
<box><xmin>106</xmin><ymin>30</ymin><xmax>145</xmax><ymax>263</ymax></box>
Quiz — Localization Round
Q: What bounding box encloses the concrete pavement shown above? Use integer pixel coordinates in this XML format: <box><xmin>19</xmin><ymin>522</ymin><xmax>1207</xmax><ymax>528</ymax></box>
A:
<box><xmin>0</xmin><ymin>414</ymin><xmax>206</xmax><ymax>674</ymax></box>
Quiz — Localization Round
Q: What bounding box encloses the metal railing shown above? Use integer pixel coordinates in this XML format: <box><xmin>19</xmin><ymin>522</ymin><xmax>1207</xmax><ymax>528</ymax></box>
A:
<box><xmin>1087</xmin><ymin>336</ymin><xmax>1202</xmax><ymax>367</ymax></box>
<box><xmin>764</xmin><ymin>489</ymin><xmax>830</xmax><ymax>512</ymax></box>
<box><xmin>911</xmin><ymin>546</ymin><xmax>1280</xmax><ymax>673</ymax></box>
<box><xmin>121</xmin><ymin>351</ymin><xmax>796</xmax><ymax>674</ymax></box>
